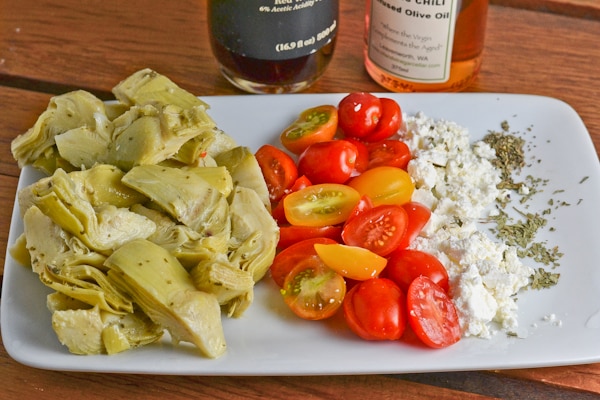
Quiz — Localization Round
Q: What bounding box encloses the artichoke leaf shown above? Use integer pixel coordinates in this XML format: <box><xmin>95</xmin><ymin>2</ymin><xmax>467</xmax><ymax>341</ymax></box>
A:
<box><xmin>228</xmin><ymin>187</ymin><xmax>279</xmax><ymax>282</ymax></box>
<box><xmin>11</xmin><ymin>90</ymin><xmax>107</xmax><ymax>168</ymax></box>
<box><xmin>122</xmin><ymin>164</ymin><xmax>229</xmax><ymax>235</ymax></box>
<box><xmin>105</xmin><ymin>239</ymin><xmax>227</xmax><ymax>358</ymax></box>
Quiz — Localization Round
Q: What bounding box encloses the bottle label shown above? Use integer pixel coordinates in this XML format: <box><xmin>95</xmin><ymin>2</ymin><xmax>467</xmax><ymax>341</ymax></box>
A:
<box><xmin>209</xmin><ymin>0</ymin><xmax>338</xmax><ymax>61</ymax></box>
<box><xmin>367</xmin><ymin>0</ymin><xmax>459</xmax><ymax>83</ymax></box>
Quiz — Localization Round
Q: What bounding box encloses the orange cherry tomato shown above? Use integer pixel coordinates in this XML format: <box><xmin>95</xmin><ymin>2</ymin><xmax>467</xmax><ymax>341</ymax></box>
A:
<box><xmin>283</xmin><ymin>183</ymin><xmax>361</xmax><ymax>227</ymax></box>
<box><xmin>280</xmin><ymin>105</ymin><xmax>338</xmax><ymax>155</ymax></box>
<box><xmin>348</xmin><ymin>166</ymin><xmax>414</xmax><ymax>207</ymax></box>
<box><xmin>314</xmin><ymin>243</ymin><xmax>387</xmax><ymax>281</ymax></box>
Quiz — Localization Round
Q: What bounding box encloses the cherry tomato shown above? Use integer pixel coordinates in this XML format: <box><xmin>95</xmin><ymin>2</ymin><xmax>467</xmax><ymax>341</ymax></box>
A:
<box><xmin>343</xmin><ymin>278</ymin><xmax>407</xmax><ymax>340</ymax></box>
<box><xmin>338</xmin><ymin>92</ymin><xmax>382</xmax><ymax>138</ymax></box>
<box><xmin>281</xmin><ymin>255</ymin><xmax>346</xmax><ymax>320</ymax></box>
<box><xmin>280</xmin><ymin>105</ymin><xmax>338</xmax><ymax>155</ymax></box>
<box><xmin>341</xmin><ymin>204</ymin><xmax>408</xmax><ymax>257</ymax></box>
<box><xmin>346</xmin><ymin>195</ymin><xmax>374</xmax><ymax>223</ymax></box>
<box><xmin>383</xmin><ymin>249</ymin><xmax>449</xmax><ymax>293</ymax></box>
<box><xmin>283</xmin><ymin>183</ymin><xmax>361</xmax><ymax>227</ymax></box>
<box><xmin>348</xmin><ymin>166</ymin><xmax>415</xmax><ymax>207</ymax></box>
<box><xmin>398</xmin><ymin>201</ymin><xmax>431</xmax><ymax>249</ymax></box>
<box><xmin>255</xmin><ymin>144</ymin><xmax>298</xmax><ymax>203</ymax></box>
<box><xmin>362</xmin><ymin>98</ymin><xmax>402</xmax><ymax>143</ymax></box>
<box><xmin>367</xmin><ymin>140</ymin><xmax>412</xmax><ymax>170</ymax></box>
<box><xmin>277</xmin><ymin>225</ymin><xmax>342</xmax><ymax>250</ymax></box>
<box><xmin>314</xmin><ymin>243</ymin><xmax>387</xmax><ymax>281</ymax></box>
<box><xmin>271</xmin><ymin>237</ymin><xmax>338</xmax><ymax>287</ymax></box>
<box><xmin>344</xmin><ymin>138</ymin><xmax>370</xmax><ymax>174</ymax></box>
<box><xmin>298</xmin><ymin>140</ymin><xmax>358</xmax><ymax>184</ymax></box>
<box><xmin>270</xmin><ymin>175</ymin><xmax>314</xmax><ymax>224</ymax></box>
<box><xmin>407</xmin><ymin>276</ymin><xmax>461</xmax><ymax>348</ymax></box>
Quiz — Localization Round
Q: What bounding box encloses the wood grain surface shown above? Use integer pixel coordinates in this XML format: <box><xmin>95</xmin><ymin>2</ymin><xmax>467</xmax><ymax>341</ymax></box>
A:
<box><xmin>1</xmin><ymin>1</ymin><xmax>599</xmax><ymax>398</ymax></box>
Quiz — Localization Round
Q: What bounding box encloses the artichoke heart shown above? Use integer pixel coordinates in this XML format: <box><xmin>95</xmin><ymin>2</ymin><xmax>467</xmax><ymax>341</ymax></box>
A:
<box><xmin>122</xmin><ymin>164</ymin><xmax>229</xmax><ymax>234</ymax></box>
<box><xmin>214</xmin><ymin>146</ymin><xmax>271</xmax><ymax>211</ymax></box>
<box><xmin>112</xmin><ymin>67</ymin><xmax>209</xmax><ymax>110</ymax></box>
<box><xmin>11</xmin><ymin>90</ymin><xmax>107</xmax><ymax>168</ymax></box>
<box><xmin>19</xmin><ymin>168</ymin><xmax>156</xmax><ymax>253</ymax></box>
<box><xmin>228</xmin><ymin>187</ymin><xmax>279</xmax><ymax>282</ymax></box>
<box><xmin>105</xmin><ymin>239</ymin><xmax>226</xmax><ymax>358</ymax></box>
<box><xmin>51</xmin><ymin>305</ymin><xmax>163</xmax><ymax>355</ymax></box>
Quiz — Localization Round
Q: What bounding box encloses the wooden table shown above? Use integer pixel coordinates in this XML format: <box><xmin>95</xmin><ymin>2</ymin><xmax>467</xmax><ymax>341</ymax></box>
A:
<box><xmin>1</xmin><ymin>1</ymin><xmax>599</xmax><ymax>398</ymax></box>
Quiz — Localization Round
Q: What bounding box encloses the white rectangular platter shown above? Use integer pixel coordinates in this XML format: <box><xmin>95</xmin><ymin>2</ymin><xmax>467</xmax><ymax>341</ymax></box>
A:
<box><xmin>2</xmin><ymin>93</ymin><xmax>600</xmax><ymax>375</ymax></box>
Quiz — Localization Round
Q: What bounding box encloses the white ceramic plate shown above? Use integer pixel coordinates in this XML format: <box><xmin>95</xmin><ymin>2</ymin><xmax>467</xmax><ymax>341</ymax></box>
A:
<box><xmin>2</xmin><ymin>93</ymin><xmax>600</xmax><ymax>375</ymax></box>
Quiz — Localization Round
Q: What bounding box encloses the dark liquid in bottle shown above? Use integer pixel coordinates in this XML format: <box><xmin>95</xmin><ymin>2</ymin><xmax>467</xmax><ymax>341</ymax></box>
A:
<box><xmin>209</xmin><ymin>37</ymin><xmax>336</xmax><ymax>94</ymax></box>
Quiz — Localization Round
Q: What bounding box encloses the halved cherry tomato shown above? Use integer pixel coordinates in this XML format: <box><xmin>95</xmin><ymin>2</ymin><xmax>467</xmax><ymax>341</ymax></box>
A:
<box><xmin>277</xmin><ymin>225</ymin><xmax>342</xmax><ymax>250</ymax></box>
<box><xmin>271</xmin><ymin>237</ymin><xmax>338</xmax><ymax>287</ymax></box>
<box><xmin>344</xmin><ymin>138</ymin><xmax>370</xmax><ymax>174</ymax></box>
<box><xmin>343</xmin><ymin>278</ymin><xmax>407</xmax><ymax>340</ymax></box>
<box><xmin>341</xmin><ymin>204</ymin><xmax>408</xmax><ymax>257</ymax></box>
<box><xmin>346</xmin><ymin>195</ymin><xmax>374</xmax><ymax>223</ymax></box>
<box><xmin>281</xmin><ymin>255</ymin><xmax>346</xmax><ymax>320</ymax></box>
<box><xmin>383</xmin><ymin>249</ymin><xmax>449</xmax><ymax>293</ymax></box>
<box><xmin>271</xmin><ymin>175</ymin><xmax>314</xmax><ymax>224</ymax></box>
<box><xmin>298</xmin><ymin>140</ymin><xmax>358</xmax><ymax>184</ymax></box>
<box><xmin>283</xmin><ymin>183</ymin><xmax>361</xmax><ymax>227</ymax></box>
<box><xmin>362</xmin><ymin>98</ymin><xmax>402</xmax><ymax>143</ymax></box>
<box><xmin>367</xmin><ymin>140</ymin><xmax>412</xmax><ymax>170</ymax></box>
<box><xmin>280</xmin><ymin>105</ymin><xmax>338</xmax><ymax>155</ymax></box>
<box><xmin>314</xmin><ymin>243</ymin><xmax>387</xmax><ymax>281</ymax></box>
<box><xmin>407</xmin><ymin>276</ymin><xmax>461</xmax><ymax>348</ymax></box>
<box><xmin>255</xmin><ymin>144</ymin><xmax>298</xmax><ymax>203</ymax></box>
<box><xmin>398</xmin><ymin>201</ymin><xmax>431</xmax><ymax>249</ymax></box>
<box><xmin>338</xmin><ymin>92</ymin><xmax>382</xmax><ymax>139</ymax></box>
<box><xmin>348</xmin><ymin>166</ymin><xmax>414</xmax><ymax>207</ymax></box>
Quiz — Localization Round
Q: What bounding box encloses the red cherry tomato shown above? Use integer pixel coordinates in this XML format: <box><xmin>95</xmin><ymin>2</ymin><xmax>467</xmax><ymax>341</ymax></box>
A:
<box><xmin>367</xmin><ymin>140</ymin><xmax>412</xmax><ymax>170</ymax></box>
<box><xmin>346</xmin><ymin>195</ymin><xmax>374</xmax><ymax>224</ymax></box>
<box><xmin>362</xmin><ymin>98</ymin><xmax>402</xmax><ymax>142</ymax></box>
<box><xmin>298</xmin><ymin>140</ymin><xmax>358</xmax><ymax>184</ymax></box>
<box><xmin>271</xmin><ymin>237</ymin><xmax>339</xmax><ymax>287</ymax></box>
<box><xmin>398</xmin><ymin>201</ymin><xmax>431</xmax><ymax>249</ymax></box>
<box><xmin>277</xmin><ymin>225</ymin><xmax>342</xmax><ymax>250</ymax></box>
<box><xmin>344</xmin><ymin>138</ymin><xmax>370</xmax><ymax>174</ymax></box>
<box><xmin>342</xmin><ymin>204</ymin><xmax>408</xmax><ymax>257</ymax></box>
<box><xmin>383</xmin><ymin>249</ymin><xmax>449</xmax><ymax>293</ymax></box>
<box><xmin>343</xmin><ymin>278</ymin><xmax>407</xmax><ymax>340</ymax></box>
<box><xmin>255</xmin><ymin>144</ymin><xmax>298</xmax><ymax>203</ymax></box>
<box><xmin>407</xmin><ymin>276</ymin><xmax>461</xmax><ymax>348</ymax></box>
<box><xmin>280</xmin><ymin>105</ymin><xmax>338</xmax><ymax>155</ymax></box>
<box><xmin>338</xmin><ymin>92</ymin><xmax>382</xmax><ymax>139</ymax></box>
<box><xmin>281</xmin><ymin>255</ymin><xmax>346</xmax><ymax>320</ymax></box>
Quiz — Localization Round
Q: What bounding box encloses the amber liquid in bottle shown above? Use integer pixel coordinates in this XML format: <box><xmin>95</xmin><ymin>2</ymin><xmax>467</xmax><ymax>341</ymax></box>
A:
<box><xmin>365</xmin><ymin>0</ymin><xmax>489</xmax><ymax>92</ymax></box>
<box><xmin>208</xmin><ymin>1</ymin><xmax>338</xmax><ymax>94</ymax></box>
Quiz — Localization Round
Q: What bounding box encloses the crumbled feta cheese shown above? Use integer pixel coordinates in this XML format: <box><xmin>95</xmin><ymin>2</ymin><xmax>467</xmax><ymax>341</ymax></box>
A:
<box><xmin>402</xmin><ymin>112</ymin><xmax>534</xmax><ymax>338</ymax></box>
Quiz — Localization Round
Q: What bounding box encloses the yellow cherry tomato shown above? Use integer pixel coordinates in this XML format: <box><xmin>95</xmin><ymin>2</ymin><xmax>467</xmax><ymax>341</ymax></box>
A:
<box><xmin>348</xmin><ymin>166</ymin><xmax>414</xmax><ymax>206</ymax></box>
<box><xmin>314</xmin><ymin>243</ymin><xmax>388</xmax><ymax>281</ymax></box>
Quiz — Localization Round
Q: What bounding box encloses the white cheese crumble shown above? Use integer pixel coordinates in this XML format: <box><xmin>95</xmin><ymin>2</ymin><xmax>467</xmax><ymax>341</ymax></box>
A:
<box><xmin>401</xmin><ymin>112</ymin><xmax>534</xmax><ymax>338</ymax></box>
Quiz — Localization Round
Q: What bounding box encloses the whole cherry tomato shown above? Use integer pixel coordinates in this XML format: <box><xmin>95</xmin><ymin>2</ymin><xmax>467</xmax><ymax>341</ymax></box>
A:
<box><xmin>276</xmin><ymin>224</ymin><xmax>342</xmax><ymax>250</ymax></box>
<box><xmin>280</xmin><ymin>105</ymin><xmax>338</xmax><ymax>155</ymax></box>
<box><xmin>383</xmin><ymin>249</ymin><xmax>449</xmax><ymax>293</ymax></box>
<box><xmin>362</xmin><ymin>98</ymin><xmax>403</xmax><ymax>143</ymax></box>
<box><xmin>281</xmin><ymin>255</ymin><xmax>346</xmax><ymax>320</ymax></box>
<box><xmin>298</xmin><ymin>140</ymin><xmax>358</xmax><ymax>184</ymax></box>
<box><xmin>348</xmin><ymin>166</ymin><xmax>414</xmax><ymax>206</ymax></box>
<box><xmin>407</xmin><ymin>276</ymin><xmax>461</xmax><ymax>348</ymax></box>
<box><xmin>367</xmin><ymin>140</ymin><xmax>412</xmax><ymax>170</ymax></box>
<box><xmin>343</xmin><ymin>278</ymin><xmax>407</xmax><ymax>340</ymax></box>
<box><xmin>255</xmin><ymin>144</ymin><xmax>298</xmax><ymax>203</ymax></box>
<box><xmin>341</xmin><ymin>204</ymin><xmax>408</xmax><ymax>257</ymax></box>
<box><xmin>338</xmin><ymin>92</ymin><xmax>382</xmax><ymax>139</ymax></box>
<box><xmin>343</xmin><ymin>138</ymin><xmax>370</xmax><ymax>174</ymax></box>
